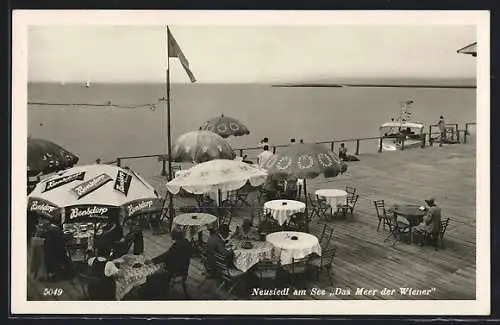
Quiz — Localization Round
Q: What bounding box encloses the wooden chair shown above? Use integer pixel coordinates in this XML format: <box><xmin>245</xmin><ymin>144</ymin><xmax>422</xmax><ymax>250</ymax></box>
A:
<box><xmin>235</xmin><ymin>186</ymin><xmax>252</xmax><ymax>207</ymax></box>
<box><xmin>286</xmin><ymin>212</ymin><xmax>309</xmax><ymax>232</ymax></box>
<box><xmin>253</xmin><ymin>259</ymin><xmax>280</xmax><ymax>289</ymax></box>
<box><xmin>196</xmin><ymin>243</ymin><xmax>216</xmax><ymax>290</ymax></box>
<box><xmin>373</xmin><ymin>200</ymin><xmax>390</xmax><ymax>232</ymax></box>
<box><xmin>308</xmin><ymin>193</ymin><xmax>329</xmax><ymax>221</ymax></box>
<box><xmin>250</xmin><ymin>206</ymin><xmax>270</xmax><ymax>226</ymax></box>
<box><xmin>423</xmin><ymin>217</ymin><xmax>451</xmax><ymax>251</ymax></box>
<box><xmin>345</xmin><ymin>186</ymin><xmax>357</xmax><ymax>197</ymax></box>
<box><xmin>384</xmin><ymin>214</ymin><xmax>411</xmax><ymax>245</ymax></box>
<box><xmin>338</xmin><ymin>194</ymin><xmax>359</xmax><ymax>218</ymax></box>
<box><xmin>308</xmin><ymin>247</ymin><xmax>337</xmax><ymax>285</ymax></box>
<box><xmin>214</xmin><ymin>253</ymin><xmax>245</xmax><ymax>299</ymax></box>
<box><xmin>318</xmin><ymin>224</ymin><xmax>334</xmax><ymax>250</ymax></box>
<box><xmin>217</xmin><ymin>205</ymin><xmax>234</xmax><ymax>228</ymax></box>
<box><xmin>281</xmin><ymin>257</ymin><xmax>309</xmax><ymax>286</ymax></box>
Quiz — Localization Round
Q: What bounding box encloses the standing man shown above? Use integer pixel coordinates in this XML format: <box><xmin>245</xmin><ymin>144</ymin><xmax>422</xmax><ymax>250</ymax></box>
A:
<box><xmin>438</xmin><ymin>115</ymin><xmax>446</xmax><ymax>146</ymax></box>
<box><xmin>257</xmin><ymin>145</ymin><xmax>274</xmax><ymax>169</ymax></box>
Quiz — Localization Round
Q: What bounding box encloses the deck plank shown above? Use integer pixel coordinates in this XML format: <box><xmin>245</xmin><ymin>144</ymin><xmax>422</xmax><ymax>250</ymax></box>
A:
<box><xmin>27</xmin><ymin>143</ymin><xmax>477</xmax><ymax>301</ymax></box>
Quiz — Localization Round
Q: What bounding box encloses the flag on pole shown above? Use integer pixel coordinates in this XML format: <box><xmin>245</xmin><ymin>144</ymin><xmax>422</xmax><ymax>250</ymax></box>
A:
<box><xmin>167</xmin><ymin>27</ymin><xmax>197</xmax><ymax>82</ymax></box>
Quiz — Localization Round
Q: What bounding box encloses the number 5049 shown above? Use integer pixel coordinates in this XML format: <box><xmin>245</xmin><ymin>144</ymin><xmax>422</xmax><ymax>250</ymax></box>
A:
<box><xmin>43</xmin><ymin>288</ymin><xmax>63</xmax><ymax>296</ymax></box>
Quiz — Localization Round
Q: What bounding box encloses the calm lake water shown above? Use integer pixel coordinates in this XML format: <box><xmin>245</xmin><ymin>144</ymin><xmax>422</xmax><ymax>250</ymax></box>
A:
<box><xmin>27</xmin><ymin>82</ymin><xmax>476</xmax><ymax>176</ymax></box>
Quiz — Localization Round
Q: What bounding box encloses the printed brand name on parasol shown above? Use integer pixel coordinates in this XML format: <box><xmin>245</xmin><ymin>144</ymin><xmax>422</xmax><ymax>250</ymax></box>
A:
<box><xmin>43</xmin><ymin>172</ymin><xmax>86</xmax><ymax>192</ymax></box>
<box><xmin>127</xmin><ymin>200</ymin><xmax>154</xmax><ymax>216</ymax></box>
<box><xmin>114</xmin><ymin>170</ymin><xmax>132</xmax><ymax>196</ymax></box>
<box><xmin>69</xmin><ymin>206</ymin><xmax>108</xmax><ymax>220</ymax></box>
<box><xmin>71</xmin><ymin>173</ymin><xmax>112</xmax><ymax>199</ymax></box>
<box><xmin>30</xmin><ymin>200</ymin><xmax>57</xmax><ymax>213</ymax></box>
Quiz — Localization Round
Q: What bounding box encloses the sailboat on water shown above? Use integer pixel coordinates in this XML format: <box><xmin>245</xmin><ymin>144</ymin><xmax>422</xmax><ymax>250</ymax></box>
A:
<box><xmin>379</xmin><ymin>100</ymin><xmax>425</xmax><ymax>151</ymax></box>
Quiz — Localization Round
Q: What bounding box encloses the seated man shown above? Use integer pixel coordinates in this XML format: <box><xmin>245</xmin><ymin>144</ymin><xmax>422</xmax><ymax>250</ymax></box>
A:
<box><xmin>111</xmin><ymin>221</ymin><xmax>144</xmax><ymax>258</ymax></box>
<box><xmin>233</xmin><ymin>219</ymin><xmax>259</xmax><ymax>241</ymax></box>
<box><xmin>206</xmin><ymin>224</ymin><xmax>234</xmax><ymax>270</ymax></box>
<box><xmin>87</xmin><ymin>254</ymin><xmax>121</xmax><ymax>300</ymax></box>
<box><xmin>338</xmin><ymin>143</ymin><xmax>348</xmax><ymax>161</ymax></box>
<box><xmin>412</xmin><ymin>197</ymin><xmax>442</xmax><ymax>245</ymax></box>
<box><xmin>149</xmin><ymin>229</ymin><xmax>193</xmax><ymax>296</ymax></box>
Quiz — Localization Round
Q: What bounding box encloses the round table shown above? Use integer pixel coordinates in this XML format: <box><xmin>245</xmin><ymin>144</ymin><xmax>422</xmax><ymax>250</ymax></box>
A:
<box><xmin>315</xmin><ymin>189</ymin><xmax>348</xmax><ymax>210</ymax></box>
<box><xmin>172</xmin><ymin>213</ymin><xmax>217</xmax><ymax>240</ymax></box>
<box><xmin>390</xmin><ymin>204</ymin><xmax>426</xmax><ymax>227</ymax></box>
<box><xmin>264</xmin><ymin>200</ymin><xmax>306</xmax><ymax>226</ymax></box>
<box><xmin>228</xmin><ymin>240</ymin><xmax>275</xmax><ymax>272</ymax></box>
<box><xmin>266</xmin><ymin>231</ymin><xmax>321</xmax><ymax>265</ymax></box>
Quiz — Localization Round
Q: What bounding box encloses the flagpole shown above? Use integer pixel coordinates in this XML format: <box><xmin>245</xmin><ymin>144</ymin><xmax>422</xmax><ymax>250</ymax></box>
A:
<box><xmin>166</xmin><ymin>26</ymin><xmax>174</xmax><ymax>231</ymax></box>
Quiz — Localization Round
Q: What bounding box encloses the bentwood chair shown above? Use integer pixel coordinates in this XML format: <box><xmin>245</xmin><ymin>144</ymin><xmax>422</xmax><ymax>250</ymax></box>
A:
<box><xmin>308</xmin><ymin>193</ymin><xmax>329</xmax><ymax>221</ymax></box>
<box><xmin>214</xmin><ymin>253</ymin><xmax>245</xmax><ymax>299</ymax></box>
<box><xmin>345</xmin><ymin>186</ymin><xmax>357</xmax><ymax>197</ymax></box>
<box><xmin>308</xmin><ymin>246</ymin><xmax>337</xmax><ymax>285</ymax></box>
<box><xmin>421</xmin><ymin>217</ymin><xmax>451</xmax><ymax>251</ymax></box>
<box><xmin>384</xmin><ymin>214</ymin><xmax>411</xmax><ymax>245</ymax></box>
<box><xmin>318</xmin><ymin>224</ymin><xmax>334</xmax><ymax>250</ymax></box>
<box><xmin>281</xmin><ymin>257</ymin><xmax>309</xmax><ymax>287</ymax></box>
<box><xmin>253</xmin><ymin>259</ymin><xmax>280</xmax><ymax>290</ymax></box>
<box><xmin>339</xmin><ymin>194</ymin><xmax>359</xmax><ymax>218</ymax></box>
<box><xmin>373</xmin><ymin>200</ymin><xmax>391</xmax><ymax>232</ymax></box>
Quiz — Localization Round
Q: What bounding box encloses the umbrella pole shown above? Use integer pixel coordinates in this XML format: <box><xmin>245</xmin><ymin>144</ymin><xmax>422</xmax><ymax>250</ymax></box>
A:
<box><xmin>303</xmin><ymin>179</ymin><xmax>309</xmax><ymax>232</ymax></box>
<box><xmin>166</xmin><ymin>29</ymin><xmax>174</xmax><ymax>232</ymax></box>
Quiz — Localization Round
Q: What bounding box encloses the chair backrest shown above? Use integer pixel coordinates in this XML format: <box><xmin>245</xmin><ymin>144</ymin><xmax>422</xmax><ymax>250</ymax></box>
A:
<box><xmin>321</xmin><ymin>246</ymin><xmax>337</xmax><ymax>266</ymax></box>
<box><xmin>347</xmin><ymin>194</ymin><xmax>359</xmax><ymax>208</ymax></box>
<box><xmin>373</xmin><ymin>200</ymin><xmax>386</xmax><ymax>219</ymax></box>
<box><xmin>345</xmin><ymin>186</ymin><xmax>357</xmax><ymax>196</ymax></box>
<box><xmin>308</xmin><ymin>193</ymin><xmax>318</xmax><ymax>207</ymax></box>
<box><xmin>214</xmin><ymin>253</ymin><xmax>234</xmax><ymax>280</ymax></box>
<box><xmin>290</xmin><ymin>257</ymin><xmax>308</xmax><ymax>273</ymax></box>
<box><xmin>318</xmin><ymin>224</ymin><xmax>328</xmax><ymax>242</ymax></box>
<box><xmin>439</xmin><ymin>217</ymin><xmax>450</xmax><ymax>237</ymax></box>
<box><xmin>254</xmin><ymin>260</ymin><xmax>279</xmax><ymax>280</ymax></box>
<box><xmin>323</xmin><ymin>227</ymin><xmax>334</xmax><ymax>248</ymax></box>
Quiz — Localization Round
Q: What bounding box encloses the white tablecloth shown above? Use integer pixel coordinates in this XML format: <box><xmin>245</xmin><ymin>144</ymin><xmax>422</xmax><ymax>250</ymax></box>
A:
<box><xmin>264</xmin><ymin>200</ymin><xmax>306</xmax><ymax>226</ymax></box>
<box><xmin>266</xmin><ymin>231</ymin><xmax>321</xmax><ymax>265</ymax></box>
<box><xmin>315</xmin><ymin>189</ymin><xmax>348</xmax><ymax>210</ymax></box>
<box><xmin>172</xmin><ymin>213</ymin><xmax>217</xmax><ymax>240</ymax></box>
<box><xmin>228</xmin><ymin>240</ymin><xmax>275</xmax><ymax>272</ymax></box>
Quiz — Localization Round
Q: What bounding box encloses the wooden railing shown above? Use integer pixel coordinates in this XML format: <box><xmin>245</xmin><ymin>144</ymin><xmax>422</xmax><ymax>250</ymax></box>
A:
<box><xmin>112</xmin><ymin>122</ymin><xmax>475</xmax><ymax>176</ymax></box>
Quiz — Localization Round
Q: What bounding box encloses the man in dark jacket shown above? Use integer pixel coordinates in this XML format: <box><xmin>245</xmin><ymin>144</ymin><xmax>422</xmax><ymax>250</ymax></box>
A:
<box><xmin>150</xmin><ymin>229</ymin><xmax>193</xmax><ymax>297</ymax></box>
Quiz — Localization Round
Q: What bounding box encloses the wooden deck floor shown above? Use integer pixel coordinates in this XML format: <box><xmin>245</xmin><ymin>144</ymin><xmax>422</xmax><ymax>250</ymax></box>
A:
<box><xmin>28</xmin><ymin>143</ymin><xmax>477</xmax><ymax>301</ymax></box>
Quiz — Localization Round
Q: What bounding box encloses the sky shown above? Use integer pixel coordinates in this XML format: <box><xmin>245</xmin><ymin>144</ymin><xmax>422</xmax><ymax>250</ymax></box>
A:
<box><xmin>28</xmin><ymin>25</ymin><xmax>477</xmax><ymax>84</ymax></box>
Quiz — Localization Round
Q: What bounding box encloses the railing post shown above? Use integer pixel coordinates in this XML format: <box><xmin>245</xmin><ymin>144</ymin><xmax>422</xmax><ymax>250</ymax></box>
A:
<box><xmin>330</xmin><ymin>142</ymin><xmax>334</xmax><ymax>152</ymax></box>
<box><xmin>378</xmin><ymin>137</ymin><xmax>383</xmax><ymax>152</ymax></box>
<box><xmin>116</xmin><ymin>158</ymin><xmax>121</xmax><ymax>167</ymax></box>
<box><xmin>401</xmin><ymin>137</ymin><xmax>405</xmax><ymax>150</ymax></box>
<box><xmin>273</xmin><ymin>146</ymin><xmax>276</xmax><ymax>154</ymax></box>
<box><xmin>161</xmin><ymin>159</ymin><xmax>167</xmax><ymax>176</ymax></box>
<box><xmin>421</xmin><ymin>133</ymin><xmax>426</xmax><ymax>148</ymax></box>
<box><xmin>355</xmin><ymin>139</ymin><xmax>360</xmax><ymax>155</ymax></box>
<box><xmin>455</xmin><ymin>124</ymin><xmax>460</xmax><ymax>143</ymax></box>
<box><xmin>464</xmin><ymin>123</ymin><xmax>469</xmax><ymax>144</ymax></box>
<box><xmin>239</xmin><ymin>149</ymin><xmax>243</xmax><ymax>157</ymax></box>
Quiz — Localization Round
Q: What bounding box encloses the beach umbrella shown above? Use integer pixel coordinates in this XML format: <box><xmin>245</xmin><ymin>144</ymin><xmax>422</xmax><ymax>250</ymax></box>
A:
<box><xmin>200</xmin><ymin>114</ymin><xmax>250</xmax><ymax>138</ymax></box>
<box><xmin>166</xmin><ymin>159</ymin><xmax>268</xmax><ymax>205</ymax></box>
<box><xmin>264</xmin><ymin>143</ymin><xmax>347</xmax><ymax>180</ymax></box>
<box><xmin>171</xmin><ymin>130</ymin><xmax>236</xmax><ymax>163</ymax></box>
<box><xmin>263</xmin><ymin>143</ymin><xmax>348</xmax><ymax>218</ymax></box>
<box><xmin>27</xmin><ymin>138</ymin><xmax>79</xmax><ymax>177</ymax></box>
<box><xmin>27</xmin><ymin>164</ymin><xmax>162</xmax><ymax>225</ymax></box>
